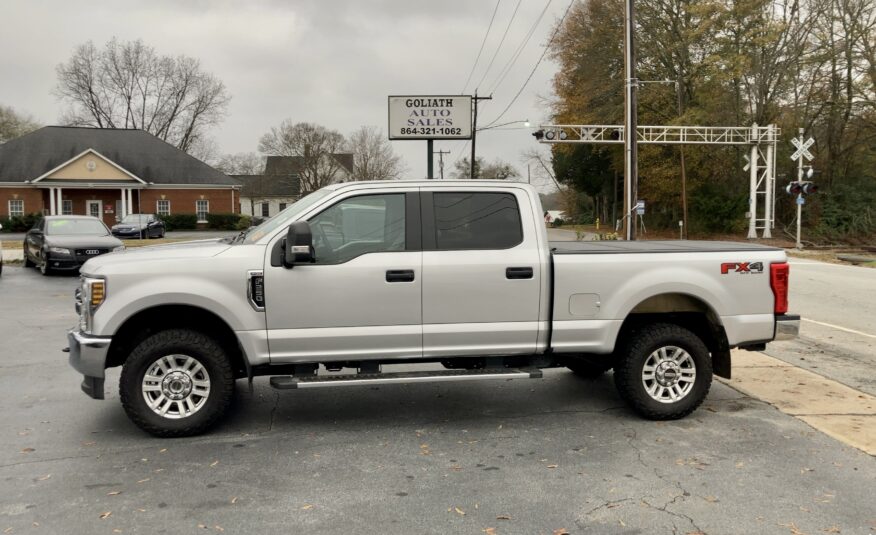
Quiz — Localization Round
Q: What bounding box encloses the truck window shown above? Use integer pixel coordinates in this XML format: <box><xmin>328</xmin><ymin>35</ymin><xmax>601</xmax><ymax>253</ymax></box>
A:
<box><xmin>433</xmin><ymin>192</ymin><xmax>522</xmax><ymax>250</ymax></box>
<box><xmin>308</xmin><ymin>193</ymin><xmax>406</xmax><ymax>264</ymax></box>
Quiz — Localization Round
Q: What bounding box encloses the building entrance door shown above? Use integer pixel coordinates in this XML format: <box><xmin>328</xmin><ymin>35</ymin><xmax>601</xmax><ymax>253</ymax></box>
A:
<box><xmin>86</xmin><ymin>200</ymin><xmax>102</xmax><ymax>219</ymax></box>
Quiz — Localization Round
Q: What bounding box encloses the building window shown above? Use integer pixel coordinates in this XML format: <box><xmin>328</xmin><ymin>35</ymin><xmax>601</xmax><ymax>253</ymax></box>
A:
<box><xmin>261</xmin><ymin>202</ymin><xmax>270</xmax><ymax>218</ymax></box>
<box><xmin>62</xmin><ymin>200</ymin><xmax>73</xmax><ymax>215</ymax></box>
<box><xmin>279</xmin><ymin>202</ymin><xmax>287</xmax><ymax>211</ymax></box>
<box><xmin>8</xmin><ymin>199</ymin><xmax>24</xmax><ymax>217</ymax></box>
<box><xmin>157</xmin><ymin>200</ymin><xmax>170</xmax><ymax>216</ymax></box>
<box><xmin>196</xmin><ymin>200</ymin><xmax>209</xmax><ymax>222</ymax></box>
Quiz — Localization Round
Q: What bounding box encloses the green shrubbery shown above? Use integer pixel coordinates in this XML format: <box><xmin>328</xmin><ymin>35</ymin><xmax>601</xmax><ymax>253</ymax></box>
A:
<box><xmin>0</xmin><ymin>212</ymin><xmax>42</xmax><ymax>232</ymax></box>
<box><xmin>157</xmin><ymin>214</ymin><xmax>198</xmax><ymax>230</ymax></box>
<box><xmin>205</xmin><ymin>213</ymin><xmax>241</xmax><ymax>230</ymax></box>
<box><xmin>235</xmin><ymin>215</ymin><xmax>252</xmax><ymax>230</ymax></box>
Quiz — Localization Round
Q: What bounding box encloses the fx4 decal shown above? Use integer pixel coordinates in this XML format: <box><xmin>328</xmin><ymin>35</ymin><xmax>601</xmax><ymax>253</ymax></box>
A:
<box><xmin>720</xmin><ymin>262</ymin><xmax>764</xmax><ymax>274</ymax></box>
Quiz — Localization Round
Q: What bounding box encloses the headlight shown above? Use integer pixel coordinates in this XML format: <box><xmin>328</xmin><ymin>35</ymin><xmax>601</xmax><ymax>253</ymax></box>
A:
<box><xmin>113</xmin><ymin>246</ymin><xmax>126</xmax><ymax>252</ymax></box>
<box><xmin>49</xmin><ymin>246</ymin><xmax>72</xmax><ymax>255</ymax></box>
<box><xmin>78</xmin><ymin>277</ymin><xmax>106</xmax><ymax>334</ymax></box>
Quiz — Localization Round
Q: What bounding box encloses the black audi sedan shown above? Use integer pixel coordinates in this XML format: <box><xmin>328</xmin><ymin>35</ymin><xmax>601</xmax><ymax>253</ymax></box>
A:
<box><xmin>24</xmin><ymin>216</ymin><xmax>125</xmax><ymax>275</ymax></box>
<box><xmin>111</xmin><ymin>213</ymin><xmax>166</xmax><ymax>239</ymax></box>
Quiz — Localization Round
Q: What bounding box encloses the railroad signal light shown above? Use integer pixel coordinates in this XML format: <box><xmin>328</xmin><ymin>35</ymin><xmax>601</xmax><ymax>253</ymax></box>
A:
<box><xmin>801</xmin><ymin>182</ymin><xmax>819</xmax><ymax>195</ymax></box>
<box><xmin>532</xmin><ymin>129</ymin><xmax>545</xmax><ymax>141</ymax></box>
<box><xmin>786</xmin><ymin>182</ymin><xmax>803</xmax><ymax>195</ymax></box>
<box><xmin>544</xmin><ymin>130</ymin><xmax>556</xmax><ymax>140</ymax></box>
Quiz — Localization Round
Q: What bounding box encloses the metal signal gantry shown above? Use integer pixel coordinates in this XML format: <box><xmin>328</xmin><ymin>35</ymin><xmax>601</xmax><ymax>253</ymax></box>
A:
<box><xmin>534</xmin><ymin>123</ymin><xmax>780</xmax><ymax>238</ymax></box>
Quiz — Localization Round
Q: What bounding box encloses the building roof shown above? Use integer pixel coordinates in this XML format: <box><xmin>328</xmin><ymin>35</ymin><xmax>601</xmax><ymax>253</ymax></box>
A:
<box><xmin>232</xmin><ymin>174</ymin><xmax>301</xmax><ymax>198</ymax></box>
<box><xmin>0</xmin><ymin>126</ymin><xmax>237</xmax><ymax>185</ymax></box>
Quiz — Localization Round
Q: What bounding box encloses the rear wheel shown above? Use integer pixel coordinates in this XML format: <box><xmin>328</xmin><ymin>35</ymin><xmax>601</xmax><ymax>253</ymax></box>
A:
<box><xmin>120</xmin><ymin>329</ymin><xmax>235</xmax><ymax>437</ymax></box>
<box><xmin>614</xmin><ymin>323</ymin><xmax>712</xmax><ymax>420</ymax></box>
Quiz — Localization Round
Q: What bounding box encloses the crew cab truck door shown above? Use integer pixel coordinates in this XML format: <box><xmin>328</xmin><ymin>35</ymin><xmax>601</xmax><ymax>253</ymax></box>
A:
<box><xmin>264</xmin><ymin>190</ymin><xmax>422</xmax><ymax>362</ymax></box>
<box><xmin>420</xmin><ymin>188</ymin><xmax>543</xmax><ymax>357</ymax></box>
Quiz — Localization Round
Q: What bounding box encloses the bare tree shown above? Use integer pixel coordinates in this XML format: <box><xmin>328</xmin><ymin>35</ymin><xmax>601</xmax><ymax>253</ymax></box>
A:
<box><xmin>452</xmin><ymin>157</ymin><xmax>520</xmax><ymax>180</ymax></box>
<box><xmin>258</xmin><ymin>121</ymin><xmax>348</xmax><ymax>193</ymax></box>
<box><xmin>348</xmin><ymin>126</ymin><xmax>406</xmax><ymax>180</ymax></box>
<box><xmin>214</xmin><ymin>152</ymin><xmax>266</xmax><ymax>175</ymax></box>
<box><xmin>54</xmin><ymin>38</ymin><xmax>230</xmax><ymax>154</ymax></box>
<box><xmin>0</xmin><ymin>104</ymin><xmax>40</xmax><ymax>143</ymax></box>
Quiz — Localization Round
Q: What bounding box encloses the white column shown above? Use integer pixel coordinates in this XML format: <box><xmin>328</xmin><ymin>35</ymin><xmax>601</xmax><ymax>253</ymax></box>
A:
<box><xmin>747</xmin><ymin>123</ymin><xmax>758</xmax><ymax>239</ymax></box>
<box><xmin>49</xmin><ymin>187</ymin><xmax>56</xmax><ymax>215</ymax></box>
<box><xmin>121</xmin><ymin>188</ymin><xmax>127</xmax><ymax>218</ymax></box>
<box><xmin>56</xmin><ymin>188</ymin><xmax>63</xmax><ymax>216</ymax></box>
<box><xmin>128</xmin><ymin>188</ymin><xmax>134</xmax><ymax>214</ymax></box>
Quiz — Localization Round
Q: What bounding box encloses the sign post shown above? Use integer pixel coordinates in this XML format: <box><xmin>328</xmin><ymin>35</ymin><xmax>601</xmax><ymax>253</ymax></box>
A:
<box><xmin>790</xmin><ymin>129</ymin><xmax>814</xmax><ymax>250</ymax></box>
<box><xmin>388</xmin><ymin>96</ymin><xmax>473</xmax><ymax>179</ymax></box>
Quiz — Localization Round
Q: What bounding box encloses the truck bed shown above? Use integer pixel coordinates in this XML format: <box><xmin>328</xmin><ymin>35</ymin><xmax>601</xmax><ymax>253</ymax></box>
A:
<box><xmin>550</xmin><ymin>240</ymin><xmax>782</xmax><ymax>254</ymax></box>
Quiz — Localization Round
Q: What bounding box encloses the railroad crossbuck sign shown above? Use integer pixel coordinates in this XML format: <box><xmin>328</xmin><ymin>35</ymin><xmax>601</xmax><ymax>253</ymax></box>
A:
<box><xmin>791</xmin><ymin>136</ymin><xmax>814</xmax><ymax>162</ymax></box>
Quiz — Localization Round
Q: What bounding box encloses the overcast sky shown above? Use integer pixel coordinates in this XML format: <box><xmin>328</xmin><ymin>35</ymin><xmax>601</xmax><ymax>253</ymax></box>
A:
<box><xmin>1</xmin><ymin>0</ymin><xmax>568</xmax><ymax>189</ymax></box>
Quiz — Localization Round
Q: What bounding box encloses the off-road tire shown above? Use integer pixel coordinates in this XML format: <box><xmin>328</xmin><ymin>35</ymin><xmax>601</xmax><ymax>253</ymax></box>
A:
<box><xmin>614</xmin><ymin>323</ymin><xmax>712</xmax><ymax>420</ymax></box>
<box><xmin>120</xmin><ymin>329</ymin><xmax>234</xmax><ymax>437</ymax></box>
<box><xmin>566</xmin><ymin>356</ymin><xmax>614</xmax><ymax>379</ymax></box>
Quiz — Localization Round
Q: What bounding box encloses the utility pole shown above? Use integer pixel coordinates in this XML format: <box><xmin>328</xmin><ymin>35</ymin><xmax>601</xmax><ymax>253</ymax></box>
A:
<box><xmin>623</xmin><ymin>0</ymin><xmax>639</xmax><ymax>240</ymax></box>
<box><xmin>470</xmin><ymin>92</ymin><xmax>492</xmax><ymax>179</ymax></box>
<box><xmin>427</xmin><ymin>139</ymin><xmax>434</xmax><ymax>179</ymax></box>
<box><xmin>435</xmin><ymin>149</ymin><xmax>450</xmax><ymax>179</ymax></box>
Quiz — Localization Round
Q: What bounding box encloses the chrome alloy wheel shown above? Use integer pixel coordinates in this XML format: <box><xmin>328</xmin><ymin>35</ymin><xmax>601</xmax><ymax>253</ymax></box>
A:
<box><xmin>141</xmin><ymin>355</ymin><xmax>211</xmax><ymax>419</ymax></box>
<box><xmin>641</xmin><ymin>346</ymin><xmax>697</xmax><ymax>404</ymax></box>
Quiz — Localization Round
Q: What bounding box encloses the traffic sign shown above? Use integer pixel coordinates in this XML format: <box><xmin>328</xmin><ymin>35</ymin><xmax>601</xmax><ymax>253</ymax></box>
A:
<box><xmin>790</xmin><ymin>136</ymin><xmax>814</xmax><ymax>161</ymax></box>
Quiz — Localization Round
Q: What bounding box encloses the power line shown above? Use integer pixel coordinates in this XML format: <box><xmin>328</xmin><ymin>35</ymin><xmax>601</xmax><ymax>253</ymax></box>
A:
<box><xmin>461</xmin><ymin>0</ymin><xmax>502</xmax><ymax>94</ymax></box>
<box><xmin>482</xmin><ymin>0</ymin><xmax>574</xmax><ymax>128</ymax></box>
<box><xmin>486</xmin><ymin>0</ymin><xmax>553</xmax><ymax>96</ymax></box>
<box><xmin>473</xmin><ymin>0</ymin><xmax>523</xmax><ymax>92</ymax></box>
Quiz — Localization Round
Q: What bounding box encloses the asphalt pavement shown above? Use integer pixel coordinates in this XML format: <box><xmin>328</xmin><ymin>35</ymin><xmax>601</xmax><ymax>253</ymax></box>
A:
<box><xmin>0</xmin><ymin>265</ymin><xmax>874</xmax><ymax>534</ymax></box>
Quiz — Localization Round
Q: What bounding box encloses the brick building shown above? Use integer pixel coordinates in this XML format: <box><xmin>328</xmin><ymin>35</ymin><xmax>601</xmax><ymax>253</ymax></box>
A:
<box><xmin>0</xmin><ymin>127</ymin><xmax>239</xmax><ymax>226</ymax></box>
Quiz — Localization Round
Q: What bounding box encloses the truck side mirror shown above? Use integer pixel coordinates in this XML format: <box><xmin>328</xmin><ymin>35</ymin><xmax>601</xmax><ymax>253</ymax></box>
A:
<box><xmin>284</xmin><ymin>221</ymin><xmax>314</xmax><ymax>267</ymax></box>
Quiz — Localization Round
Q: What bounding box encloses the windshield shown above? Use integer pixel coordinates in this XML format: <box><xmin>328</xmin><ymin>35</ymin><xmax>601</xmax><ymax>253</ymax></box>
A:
<box><xmin>121</xmin><ymin>214</ymin><xmax>151</xmax><ymax>224</ymax></box>
<box><xmin>46</xmin><ymin>218</ymin><xmax>110</xmax><ymax>236</ymax></box>
<box><xmin>243</xmin><ymin>188</ymin><xmax>334</xmax><ymax>243</ymax></box>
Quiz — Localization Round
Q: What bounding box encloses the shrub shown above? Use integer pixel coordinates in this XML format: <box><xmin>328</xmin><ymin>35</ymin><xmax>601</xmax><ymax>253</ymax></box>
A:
<box><xmin>206</xmin><ymin>213</ymin><xmax>242</xmax><ymax>230</ymax></box>
<box><xmin>235</xmin><ymin>215</ymin><xmax>252</xmax><ymax>230</ymax></box>
<box><xmin>0</xmin><ymin>212</ymin><xmax>42</xmax><ymax>232</ymax></box>
<box><xmin>551</xmin><ymin>218</ymin><xmax>566</xmax><ymax>228</ymax></box>
<box><xmin>158</xmin><ymin>213</ymin><xmax>198</xmax><ymax>230</ymax></box>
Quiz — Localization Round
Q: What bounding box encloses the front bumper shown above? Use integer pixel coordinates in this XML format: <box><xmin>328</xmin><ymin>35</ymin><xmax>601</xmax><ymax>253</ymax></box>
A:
<box><xmin>775</xmin><ymin>314</ymin><xmax>801</xmax><ymax>341</ymax></box>
<box><xmin>66</xmin><ymin>329</ymin><xmax>112</xmax><ymax>399</ymax></box>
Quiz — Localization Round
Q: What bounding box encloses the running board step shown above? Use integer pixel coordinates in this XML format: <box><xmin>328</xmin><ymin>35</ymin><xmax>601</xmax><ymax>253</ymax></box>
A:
<box><xmin>269</xmin><ymin>368</ymin><xmax>542</xmax><ymax>390</ymax></box>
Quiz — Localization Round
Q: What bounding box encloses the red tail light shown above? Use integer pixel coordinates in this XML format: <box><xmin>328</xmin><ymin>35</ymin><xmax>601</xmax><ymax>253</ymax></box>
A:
<box><xmin>770</xmin><ymin>263</ymin><xmax>789</xmax><ymax>314</ymax></box>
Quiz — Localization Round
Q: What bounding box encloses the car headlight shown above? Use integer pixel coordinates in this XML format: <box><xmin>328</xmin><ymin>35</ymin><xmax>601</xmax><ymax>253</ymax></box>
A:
<box><xmin>78</xmin><ymin>277</ymin><xmax>106</xmax><ymax>334</ymax></box>
<box><xmin>49</xmin><ymin>246</ymin><xmax>72</xmax><ymax>255</ymax></box>
<box><xmin>113</xmin><ymin>245</ymin><xmax>126</xmax><ymax>252</ymax></box>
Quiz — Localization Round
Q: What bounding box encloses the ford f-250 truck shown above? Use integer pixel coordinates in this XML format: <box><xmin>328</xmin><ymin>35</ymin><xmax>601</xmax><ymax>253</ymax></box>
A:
<box><xmin>66</xmin><ymin>181</ymin><xmax>799</xmax><ymax>437</ymax></box>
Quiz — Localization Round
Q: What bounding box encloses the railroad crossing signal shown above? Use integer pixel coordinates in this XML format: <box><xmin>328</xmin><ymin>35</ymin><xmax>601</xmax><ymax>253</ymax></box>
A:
<box><xmin>790</xmin><ymin>136</ymin><xmax>814</xmax><ymax>161</ymax></box>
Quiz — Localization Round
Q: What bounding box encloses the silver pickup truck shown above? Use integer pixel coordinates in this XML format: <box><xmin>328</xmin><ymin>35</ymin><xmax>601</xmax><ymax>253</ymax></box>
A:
<box><xmin>67</xmin><ymin>181</ymin><xmax>799</xmax><ymax>436</ymax></box>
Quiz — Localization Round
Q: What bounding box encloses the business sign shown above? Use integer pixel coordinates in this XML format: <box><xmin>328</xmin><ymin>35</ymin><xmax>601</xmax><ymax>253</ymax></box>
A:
<box><xmin>388</xmin><ymin>95</ymin><xmax>472</xmax><ymax>140</ymax></box>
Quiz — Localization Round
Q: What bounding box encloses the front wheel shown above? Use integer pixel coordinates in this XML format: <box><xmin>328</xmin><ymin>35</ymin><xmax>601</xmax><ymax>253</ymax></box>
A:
<box><xmin>120</xmin><ymin>329</ymin><xmax>235</xmax><ymax>437</ymax></box>
<box><xmin>614</xmin><ymin>323</ymin><xmax>712</xmax><ymax>420</ymax></box>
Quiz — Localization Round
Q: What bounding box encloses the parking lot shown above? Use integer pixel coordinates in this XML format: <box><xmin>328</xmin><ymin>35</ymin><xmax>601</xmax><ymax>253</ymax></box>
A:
<box><xmin>1</xmin><ymin>263</ymin><xmax>874</xmax><ymax>534</ymax></box>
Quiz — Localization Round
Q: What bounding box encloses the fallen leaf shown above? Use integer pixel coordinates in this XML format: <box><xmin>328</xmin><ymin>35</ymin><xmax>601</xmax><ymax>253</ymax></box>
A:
<box><xmin>159</xmin><ymin>448</ymin><xmax>167</xmax><ymax>453</ymax></box>
<box><xmin>36</xmin><ymin>474</ymin><xmax>51</xmax><ymax>481</ymax></box>
<box><xmin>107</xmin><ymin>491</ymin><xmax>122</xmax><ymax>496</ymax></box>
<box><xmin>230</xmin><ymin>497</ymin><xmax>239</xmax><ymax>504</ymax></box>
<box><xmin>822</xmin><ymin>528</ymin><xmax>840</xmax><ymax>534</ymax></box>
<box><xmin>20</xmin><ymin>448</ymin><xmax>35</xmax><ymax>453</ymax></box>
<box><xmin>483</xmin><ymin>529</ymin><xmax>497</xmax><ymax>535</ymax></box>
<box><xmin>301</xmin><ymin>504</ymin><xmax>314</xmax><ymax>510</ymax></box>
<box><xmin>214</xmin><ymin>526</ymin><xmax>224</xmax><ymax>532</ymax></box>
<box><xmin>454</xmin><ymin>507</ymin><xmax>466</xmax><ymax>516</ymax></box>
<box><xmin>210</xmin><ymin>460</ymin><xmax>219</xmax><ymax>467</ymax></box>
<box><xmin>704</xmin><ymin>495</ymin><xmax>719</xmax><ymax>503</ymax></box>
<box><xmin>113</xmin><ymin>530</ymin><xmax>122</xmax><ymax>533</ymax></box>
<box><xmin>82</xmin><ymin>441</ymin><xmax>96</xmax><ymax>447</ymax></box>
<box><xmin>99</xmin><ymin>512</ymin><xmax>112</xmax><ymax>520</ymax></box>
<box><xmin>137</xmin><ymin>478</ymin><xmax>150</xmax><ymax>483</ymax></box>
<box><xmin>136</xmin><ymin>508</ymin><xmax>146</xmax><ymax>513</ymax></box>
<box><xmin>198</xmin><ymin>524</ymin><xmax>207</xmax><ymax>529</ymax></box>
<box><xmin>496</xmin><ymin>515</ymin><xmax>512</xmax><ymax>520</ymax></box>
<box><xmin>553</xmin><ymin>529</ymin><xmax>570</xmax><ymax>535</ymax></box>
<box><xmin>547</xmin><ymin>464</ymin><xmax>558</xmax><ymax>469</ymax></box>
<box><xmin>3</xmin><ymin>528</ymin><xmax>11</xmax><ymax>534</ymax></box>
<box><xmin>735</xmin><ymin>462</ymin><xmax>745</xmax><ymax>468</ymax></box>
<box><xmin>31</xmin><ymin>524</ymin><xmax>38</xmax><ymax>528</ymax></box>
